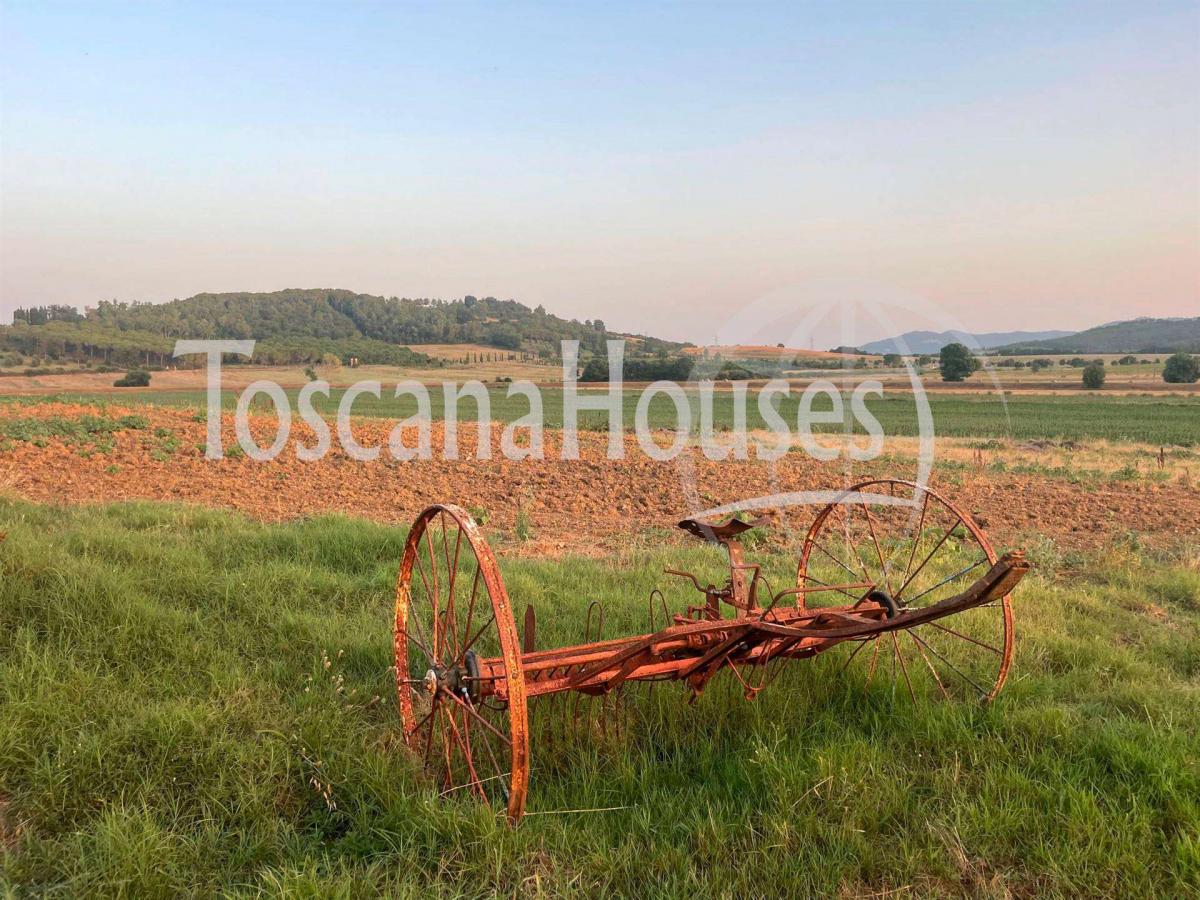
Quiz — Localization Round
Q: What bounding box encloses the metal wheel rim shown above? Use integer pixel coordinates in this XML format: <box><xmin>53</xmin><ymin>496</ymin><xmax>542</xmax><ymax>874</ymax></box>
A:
<box><xmin>797</xmin><ymin>479</ymin><xmax>1015</xmax><ymax>703</ymax></box>
<box><xmin>394</xmin><ymin>503</ymin><xmax>530</xmax><ymax>822</ymax></box>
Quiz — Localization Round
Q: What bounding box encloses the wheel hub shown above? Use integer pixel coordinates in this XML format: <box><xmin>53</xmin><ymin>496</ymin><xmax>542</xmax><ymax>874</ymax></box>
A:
<box><xmin>422</xmin><ymin>662</ymin><xmax>473</xmax><ymax>698</ymax></box>
<box><xmin>865</xmin><ymin>589</ymin><xmax>900</xmax><ymax>619</ymax></box>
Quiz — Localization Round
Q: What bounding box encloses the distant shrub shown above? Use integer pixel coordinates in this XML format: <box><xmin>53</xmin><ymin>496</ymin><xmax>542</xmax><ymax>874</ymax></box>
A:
<box><xmin>113</xmin><ymin>369</ymin><xmax>151</xmax><ymax>387</ymax></box>
<box><xmin>1162</xmin><ymin>352</ymin><xmax>1199</xmax><ymax>384</ymax></box>
<box><xmin>715</xmin><ymin>362</ymin><xmax>754</xmax><ymax>380</ymax></box>
<box><xmin>1082</xmin><ymin>363</ymin><xmax>1105</xmax><ymax>390</ymax></box>
<box><xmin>1117</xmin><ymin>355</ymin><xmax>1138</xmax><ymax>365</ymax></box>
<box><xmin>580</xmin><ymin>356</ymin><xmax>692</xmax><ymax>382</ymax></box>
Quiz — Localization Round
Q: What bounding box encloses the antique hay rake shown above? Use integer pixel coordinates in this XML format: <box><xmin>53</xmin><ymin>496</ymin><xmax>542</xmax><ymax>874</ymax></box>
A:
<box><xmin>393</xmin><ymin>478</ymin><xmax>1030</xmax><ymax>823</ymax></box>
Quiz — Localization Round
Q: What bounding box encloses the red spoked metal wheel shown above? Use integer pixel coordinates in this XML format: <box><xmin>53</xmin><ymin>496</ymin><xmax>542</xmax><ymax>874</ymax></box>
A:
<box><xmin>797</xmin><ymin>479</ymin><xmax>1015</xmax><ymax>703</ymax></box>
<box><xmin>394</xmin><ymin>504</ymin><xmax>529</xmax><ymax>822</ymax></box>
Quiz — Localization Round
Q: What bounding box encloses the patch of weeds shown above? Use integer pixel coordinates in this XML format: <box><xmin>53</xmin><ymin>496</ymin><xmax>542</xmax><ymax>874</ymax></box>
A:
<box><xmin>468</xmin><ymin>505</ymin><xmax>490</xmax><ymax>525</ymax></box>
<box><xmin>224</xmin><ymin>444</ymin><xmax>245</xmax><ymax>459</ymax></box>
<box><xmin>515</xmin><ymin>508</ymin><xmax>533</xmax><ymax>542</ymax></box>
<box><xmin>1112</xmin><ymin>530</ymin><xmax>1144</xmax><ymax>553</ymax></box>
<box><xmin>1021</xmin><ymin>531</ymin><xmax>1065</xmax><ymax>579</ymax></box>
<box><xmin>0</xmin><ymin>414</ymin><xmax>148</xmax><ymax>449</ymax></box>
<box><xmin>152</xmin><ymin>428</ymin><xmax>180</xmax><ymax>458</ymax></box>
<box><xmin>737</xmin><ymin>526</ymin><xmax>768</xmax><ymax>551</ymax></box>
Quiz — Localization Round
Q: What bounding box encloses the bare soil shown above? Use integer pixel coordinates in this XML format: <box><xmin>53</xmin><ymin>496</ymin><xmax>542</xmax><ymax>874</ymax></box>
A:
<box><xmin>2</xmin><ymin>403</ymin><xmax>1196</xmax><ymax>557</ymax></box>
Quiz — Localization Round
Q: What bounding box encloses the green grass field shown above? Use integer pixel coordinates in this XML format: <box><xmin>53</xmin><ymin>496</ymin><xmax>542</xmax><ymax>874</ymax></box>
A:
<box><xmin>1</xmin><ymin>500</ymin><xmax>1197</xmax><ymax>896</ymax></box>
<box><xmin>19</xmin><ymin>388</ymin><xmax>1200</xmax><ymax>445</ymax></box>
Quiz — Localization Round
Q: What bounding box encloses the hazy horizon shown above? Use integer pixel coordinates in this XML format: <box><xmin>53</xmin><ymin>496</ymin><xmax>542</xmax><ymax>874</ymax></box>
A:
<box><xmin>2</xmin><ymin>2</ymin><xmax>1197</xmax><ymax>346</ymax></box>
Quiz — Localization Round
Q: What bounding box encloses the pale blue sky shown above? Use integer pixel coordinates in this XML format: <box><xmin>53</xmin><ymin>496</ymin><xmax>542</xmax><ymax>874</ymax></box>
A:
<box><xmin>1</xmin><ymin>1</ymin><xmax>1197</xmax><ymax>344</ymax></box>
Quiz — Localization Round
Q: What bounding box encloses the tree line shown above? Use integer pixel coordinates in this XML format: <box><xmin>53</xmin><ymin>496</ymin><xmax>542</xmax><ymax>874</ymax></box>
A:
<box><xmin>0</xmin><ymin>320</ymin><xmax>436</xmax><ymax>369</ymax></box>
<box><xmin>7</xmin><ymin>289</ymin><xmax>689</xmax><ymax>365</ymax></box>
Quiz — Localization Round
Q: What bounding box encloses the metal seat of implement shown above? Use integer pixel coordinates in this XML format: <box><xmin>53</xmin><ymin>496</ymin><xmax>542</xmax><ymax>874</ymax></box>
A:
<box><xmin>676</xmin><ymin>515</ymin><xmax>767</xmax><ymax>545</ymax></box>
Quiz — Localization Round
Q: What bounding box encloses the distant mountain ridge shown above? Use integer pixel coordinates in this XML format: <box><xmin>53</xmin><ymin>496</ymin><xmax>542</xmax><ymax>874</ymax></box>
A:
<box><xmin>993</xmin><ymin>317</ymin><xmax>1200</xmax><ymax>354</ymax></box>
<box><xmin>860</xmin><ymin>329</ymin><xmax>1075</xmax><ymax>355</ymax></box>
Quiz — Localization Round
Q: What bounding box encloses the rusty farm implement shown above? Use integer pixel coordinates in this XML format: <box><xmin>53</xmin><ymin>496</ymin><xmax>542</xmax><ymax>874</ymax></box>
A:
<box><xmin>393</xmin><ymin>478</ymin><xmax>1030</xmax><ymax>823</ymax></box>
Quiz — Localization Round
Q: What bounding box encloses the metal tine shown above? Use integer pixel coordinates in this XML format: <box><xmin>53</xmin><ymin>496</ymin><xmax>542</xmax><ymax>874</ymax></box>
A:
<box><xmin>543</xmin><ymin>666</ymin><xmax>562</xmax><ymax>749</ymax></box>
<box><xmin>562</xmin><ymin>667</ymin><xmax>579</xmax><ymax>744</ymax></box>
<box><xmin>595</xmin><ymin>606</ymin><xmax>611</xmax><ymax>739</ymax></box>
<box><xmin>646</xmin><ymin>588</ymin><xmax>667</xmax><ymax>705</ymax></box>
<box><xmin>573</xmin><ymin>601</ymin><xmax>601</xmax><ymax>736</ymax></box>
<box><xmin>574</xmin><ymin>600</ymin><xmax>607</xmax><ymax>738</ymax></box>
<box><xmin>536</xmin><ymin>678</ymin><xmax>551</xmax><ymax>750</ymax></box>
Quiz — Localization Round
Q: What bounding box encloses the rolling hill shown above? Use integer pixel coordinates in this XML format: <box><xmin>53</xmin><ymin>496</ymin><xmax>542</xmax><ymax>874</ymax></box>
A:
<box><xmin>993</xmin><ymin>317</ymin><xmax>1200</xmax><ymax>355</ymax></box>
<box><xmin>5</xmin><ymin>289</ymin><xmax>690</xmax><ymax>368</ymax></box>
<box><xmin>860</xmin><ymin>329</ymin><xmax>1075</xmax><ymax>355</ymax></box>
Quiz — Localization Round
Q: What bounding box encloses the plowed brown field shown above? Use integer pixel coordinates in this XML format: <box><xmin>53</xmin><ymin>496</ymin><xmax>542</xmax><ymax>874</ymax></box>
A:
<box><xmin>2</xmin><ymin>402</ymin><xmax>1197</xmax><ymax>556</ymax></box>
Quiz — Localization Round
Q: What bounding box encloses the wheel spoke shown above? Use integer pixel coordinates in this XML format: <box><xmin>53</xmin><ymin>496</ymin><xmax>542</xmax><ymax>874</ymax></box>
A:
<box><xmin>439</xmin><ymin>704</ymin><xmax>455</xmax><ymax>791</ymax></box>
<box><xmin>800</xmin><ymin>481</ymin><xmax>1010</xmax><ymax>706</ymax></box>
<box><xmin>910</xmin><ymin>629</ymin><xmax>990</xmax><ymax>700</ymax></box>
<box><xmin>891</xmin><ymin>632</ymin><xmax>916</xmax><ymax>703</ymax></box>
<box><xmin>443</xmin><ymin>703</ymin><xmax>486</xmax><ymax>802</ymax></box>
<box><xmin>425</xmin><ymin>525</ymin><xmax>443</xmax><ymax>659</ymax></box>
<box><xmin>441</xmin><ymin>688</ymin><xmax>513</xmax><ymax>746</ymax></box>
<box><xmin>901</xmin><ymin>489</ymin><xmax>930</xmax><ymax>588</ymax></box>
<box><xmin>860</xmin><ymin>500</ymin><xmax>892</xmax><ymax>594</ymax></box>
<box><xmin>457</xmin><ymin>565</ymin><xmax>483</xmax><ymax>664</ymax></box>
<box><xmin>415</xmin><ymin>552</ymin><xmax>442</xmax><ymax>663</ymax></box>
<box><xmin>408</xmin><ymin>704</ymin><xmax>437</xmax><ymax>743</ymax></box>
<box><xmin>466</xmin><ymin>694</ymin><xmax>511</xmax><ymax>802</ymax></box>
<box><xmin>865</xmin><ymin>637</ymin><xmax>881</xmax><ymax>687</ymax></box>
<box><xmin>400</xmin><ymin>625</ymin><xmax>436</xmax><ymax>669</ymax></box>
<box><xmin>841</xmin><ymin>511</ymin><xmax>873</xmax><ymax>583</ymax></box>
<box><xmin>408</xmin><ymin>555</ymin><xmax>439</xmax><ymax>661</ymax></box>
<box><xmin>455</xmin><ymin>612</ymin><xmax>496</xmax><ymax>667</ymax></box>
<box><xmin>904</xmin><ymin>556</ymin><xmax>989</xmax><ymax>605</ymax></box>
<box><xmin>908</xmin><ymin>631</ymin><xmax>950</xmax><ymax>700</ymax></box>
<box><xmin>895</xmin><ymin>515</ymin><xmax>962</xmax><ymax>600</ymax></box>
<box><xmin>811</xmin><ymin>538</ymin><xmax>863</xmax><ymax>582</ymax></box>
<box><xmin>927</xmin><ymin>620</ymin><xmax>1004</xmax><ymax>655</ymax></box>
<box><xmin>395</xmin><ymin>506</ymin><xmax>526</xmax><ymax>821</ymax></box>
<box><xmin>800</xmin><ymin>572</ymin><xmax>865</xmax><ymax>602</ymax></box>
<box><xmin>837</xmin><ymin>638</ymin><xmax>871</xmax><ymax>675</ymax></box>
<box><xmin>445</xmin><ymin>524</ymin><xmax>464</xmax><ymax>659</ymax></box>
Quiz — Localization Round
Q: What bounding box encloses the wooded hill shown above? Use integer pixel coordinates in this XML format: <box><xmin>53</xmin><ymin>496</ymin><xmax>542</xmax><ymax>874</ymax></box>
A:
<box><xmin>4</xmin><ymin>289</ymin><xmax>690</xmax><ymax>368</ymax></box>
<box><xmin>994</xmin><ymin>317</ymin><xmax>1200</xmax><ymax>355</ymax></box>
